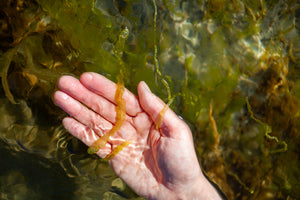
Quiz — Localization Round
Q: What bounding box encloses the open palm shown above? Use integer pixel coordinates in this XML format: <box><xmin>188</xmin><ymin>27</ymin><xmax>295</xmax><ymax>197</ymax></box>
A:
<box><xmin>54</xmin><ymin>72</ymin><xmax>220</xmax><ymax>199</ymax></box>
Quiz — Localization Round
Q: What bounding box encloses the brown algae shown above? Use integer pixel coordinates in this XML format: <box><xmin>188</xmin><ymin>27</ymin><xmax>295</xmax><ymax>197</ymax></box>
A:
<box><xmin>87</xmin><ymin>81</ymin><xmax>127</xmax><ymax>155</ymax></box>
<box><xmin>87</xmin><ymin>27</ymin><xmax>130</xmax><ymax>159</ymax></box>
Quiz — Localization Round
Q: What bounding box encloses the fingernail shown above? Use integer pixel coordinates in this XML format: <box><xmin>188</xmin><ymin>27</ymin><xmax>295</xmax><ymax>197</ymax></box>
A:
<box><xmin>82</xmin><ymin>72</ymin><xmax>93</xmax><ymax>81</ymax></box>
<box><xmin>142</xmin><ymin>81</ymin><xmax>151</xmax><ymax>93</ymax></box>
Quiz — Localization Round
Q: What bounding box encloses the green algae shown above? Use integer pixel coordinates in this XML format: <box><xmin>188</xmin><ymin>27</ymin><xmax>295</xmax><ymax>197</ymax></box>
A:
<box><xmin>246</xmin><ymin>97</ymin><xmax>288</xmax><ymax>154</ymax></box>
<box><xmin>1</xmin><ymin>0</ymin><xmax>300</xmax><ymax>199</ymax></box>
<box><xmin>152</xmin><ymin>0</ymin><xmax>172</xmax><ymax>102</ymax></box>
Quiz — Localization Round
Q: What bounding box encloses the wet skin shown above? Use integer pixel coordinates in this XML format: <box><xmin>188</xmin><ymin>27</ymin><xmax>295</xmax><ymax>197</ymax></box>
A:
<box><xmin>54</xmin><ymin>72</ymin><xmax>221</xmax><ymax>200</ymax></box>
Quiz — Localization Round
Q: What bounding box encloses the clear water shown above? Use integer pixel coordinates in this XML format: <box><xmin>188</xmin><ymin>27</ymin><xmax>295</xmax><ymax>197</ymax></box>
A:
<box><xmin>0</xmin><ymin>0</ymin><xmax>300</xmax><ymax>199</ymax></box>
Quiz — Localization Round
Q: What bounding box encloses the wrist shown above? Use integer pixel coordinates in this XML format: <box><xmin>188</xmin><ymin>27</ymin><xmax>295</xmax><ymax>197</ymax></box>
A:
<box><xmin>175</xmin><ymin>175</ymin><xmax>223</xmax><ymax>200</ymax></box>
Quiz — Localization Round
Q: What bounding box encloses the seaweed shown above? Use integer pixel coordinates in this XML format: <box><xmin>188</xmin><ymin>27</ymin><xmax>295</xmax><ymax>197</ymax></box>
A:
<box><xmin>87</xmin><ymin>80</ymin><xmax>128</xmax><ymax>156</ymax></box>
<box><xmin>152</xmin><ymin>0</ymin><xmax>181</xmax><ymax>129</ymax></box>
<box><xmin>102</xmin><ymin>141</ymin><xmax>130</xmax><ymax>162</ymax></box>
<box><xmin>0</xmin><ymin>48</ymin><xmax>17</xmax><ymax>104</ymax></box>
<box><xmin>152</xmin><ymin>0</ymin><xmax>173</xmax><ymax>102</ymax></box>
<box><xmin>88</xmin><ymin>27</ymin><xmax>130</xmax><ymax>159</ymax></box>
<box><xmin>1</xmin><ymin>0</ymin><xmax>300</xmax><ymax>199</ymax></box>
<box><xmin>245</xmin><ymin>97</ymin><xmax>288</xmax><ymax>154</ymax></box>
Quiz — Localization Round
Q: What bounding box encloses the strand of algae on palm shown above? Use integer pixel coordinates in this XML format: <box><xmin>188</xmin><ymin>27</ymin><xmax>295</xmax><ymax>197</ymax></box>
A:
<box><xmin>102</xmin><ymin>141</ymin><xmax>131</xmax><ymax>162</ymax></box>
<box><xmin>87</xmin><ymin>27</ymin><xmax>130</xmax><ymax>158</ymax></box>
<box><xmin>87</xmin><ymin>80</ymin><xmax>127</xmax><ymax>154</ymax></box>
<box><xmin>245</xmin><ymin>97</ymin><xmax>287</xmax><ymax>154</ymax></box>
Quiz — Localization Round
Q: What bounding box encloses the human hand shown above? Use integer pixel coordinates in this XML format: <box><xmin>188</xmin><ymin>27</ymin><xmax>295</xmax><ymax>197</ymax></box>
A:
<box><xmin>54</xmin><ymin>72</ymin><xmax>221</xmax><ymax>200</ymax></box>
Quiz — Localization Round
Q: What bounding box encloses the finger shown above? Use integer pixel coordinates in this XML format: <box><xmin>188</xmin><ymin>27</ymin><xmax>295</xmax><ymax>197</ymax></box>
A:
<box><xmin>57</xmin><ymin>75</ymin><xmax>118</xmax><ymax>123</ymax></box>
<box><xmin>62</xmin><ymin>117</ymin><xmax>111</xmax><ymax>158</ymax></box>
<box><xmin>137</xmin><ymin>81</ymin><xmax>185</xmax><ymax>138</ymax></box>
<box><xmin>54</xmin><ymin>90</ymin><xmax>113</xmax><ymax>133</ymax></box>
<box><xmin>132</xmin><ymin>112</ymin><xmax>152</xmax><ymax>138</ymax></box>
<box><xmin>80</xmin><ymin>72</ymin><xmax>142</xmax><ymax>117</ymax></box>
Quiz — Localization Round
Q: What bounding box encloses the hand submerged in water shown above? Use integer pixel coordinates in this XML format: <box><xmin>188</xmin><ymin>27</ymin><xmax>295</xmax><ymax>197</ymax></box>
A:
<box><xmin>54</xmin><ymin>72</ymin><xmax>221</xmax><ymax>200</ymax></box>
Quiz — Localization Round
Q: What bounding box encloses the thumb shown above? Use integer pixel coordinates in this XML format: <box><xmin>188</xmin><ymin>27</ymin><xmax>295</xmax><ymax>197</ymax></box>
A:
<box><xmin>137</xmin><ymin>81</ymin><xmax>183</xmax><ymax>137</ymax></box>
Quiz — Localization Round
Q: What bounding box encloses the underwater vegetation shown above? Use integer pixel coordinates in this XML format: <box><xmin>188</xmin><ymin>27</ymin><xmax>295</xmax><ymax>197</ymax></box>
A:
<box><xmin>0</xmin><ymin>0</ymin><xmax>300</xmax><ymax>199</ymax></box>
<box><xmin>88</xmin><ymin>27</ymin><xmax>129</xmax><ymax>157</ymax></box>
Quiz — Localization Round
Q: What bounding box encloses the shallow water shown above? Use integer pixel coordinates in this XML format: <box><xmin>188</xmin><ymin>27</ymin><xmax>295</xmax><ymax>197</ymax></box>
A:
<box><xmin>0</xmin><ymin>0</ymin><xmax>300</xmax><ymax>199</ymax></box>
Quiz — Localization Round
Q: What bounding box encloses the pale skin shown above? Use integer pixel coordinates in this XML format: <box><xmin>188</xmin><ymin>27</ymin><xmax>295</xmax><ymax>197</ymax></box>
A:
<box><xmin>53</xmin><ymin>72</ymin><xmax>222</xmax><ymax>200</ymax></box>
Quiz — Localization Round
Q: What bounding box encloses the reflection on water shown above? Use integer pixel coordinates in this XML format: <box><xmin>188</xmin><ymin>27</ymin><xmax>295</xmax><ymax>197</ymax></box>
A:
<box><xmin>0</xmin><ymin>141</ymin><xmax>76</xmax><ymax>200</ymax></box>
<box><xmin>0</xmin><ymin>0</ymin><xmax>300</xmax><ymax>199</ymax></box>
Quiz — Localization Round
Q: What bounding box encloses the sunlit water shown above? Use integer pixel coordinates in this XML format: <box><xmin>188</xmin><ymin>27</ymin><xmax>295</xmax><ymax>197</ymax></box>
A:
<box><xmin>0</xmin><ymin>0</ymin><xmax>300</xmax><ymax>199</ymax></box>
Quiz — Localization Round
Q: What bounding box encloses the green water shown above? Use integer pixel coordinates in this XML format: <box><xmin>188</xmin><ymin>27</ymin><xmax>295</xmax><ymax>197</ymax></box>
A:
<box><xmin>0</xmin><ymin>0</ymin><xmax>300</xmax><ymax>199</ymax></box>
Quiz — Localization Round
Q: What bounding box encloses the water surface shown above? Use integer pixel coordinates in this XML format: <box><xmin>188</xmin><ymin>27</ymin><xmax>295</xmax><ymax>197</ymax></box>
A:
<box><xmin>0</xmin><ymin>0</ymin><xmax>300</xmax><ymax>199</ymax></box>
